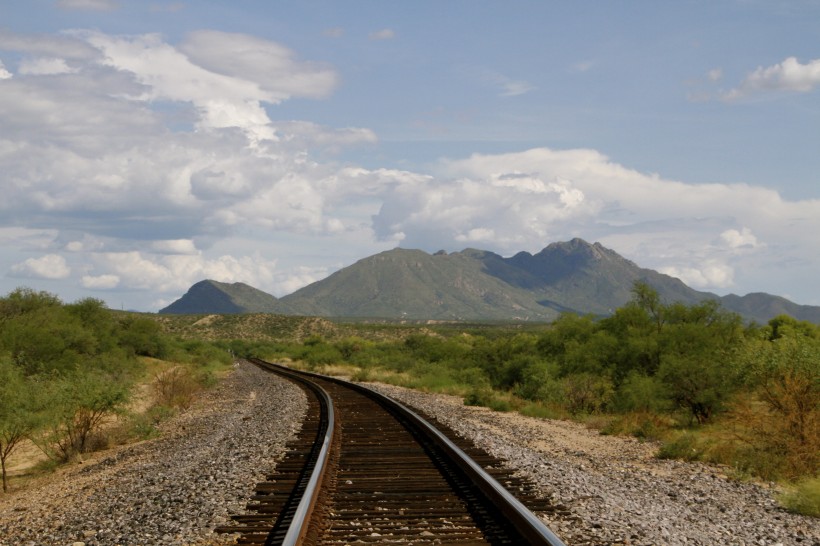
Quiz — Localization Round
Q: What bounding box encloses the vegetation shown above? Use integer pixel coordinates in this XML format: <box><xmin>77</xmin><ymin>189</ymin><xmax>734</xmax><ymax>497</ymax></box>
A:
<box><xmin>3</xmin><ymin>281</ymin><xmax>818</xmax><ymax>518</ymax></box>
<box><xmin>229</xmin><ymin>282</ymin><xmax>819</xmax><ymax>516</ymax></box>
<box><xmin>0</xmin><ymin>288</ymin><xmax>232</xmax><ymax>491</ymax></box>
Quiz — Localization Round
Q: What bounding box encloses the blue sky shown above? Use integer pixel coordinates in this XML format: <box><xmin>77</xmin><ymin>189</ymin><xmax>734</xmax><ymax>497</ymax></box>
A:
<box><xmin>1</xmin><ymin>0</ymin><xmax>819</xmax><ymax>311</ymax></box>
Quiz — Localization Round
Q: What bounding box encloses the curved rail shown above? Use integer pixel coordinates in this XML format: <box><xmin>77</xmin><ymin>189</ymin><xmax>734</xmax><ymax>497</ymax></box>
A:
<box><xmin>273</xmin><ymin>368</ymin><xmax>334</xmax><ymax>546</ymax></box>
<box><xmin>229</xmin><ymin>358</ymin><xmax>567</xmax><ymax>546</ymax></box>
<box><xmin>302</xmin><ymin>368</ymin><xmax>567</xmax><ymax>546</ymax></box>
<box><xmin>246</xmin><ymin>359</ymin><xmax>335</xmax><ymax>546</ymax></box>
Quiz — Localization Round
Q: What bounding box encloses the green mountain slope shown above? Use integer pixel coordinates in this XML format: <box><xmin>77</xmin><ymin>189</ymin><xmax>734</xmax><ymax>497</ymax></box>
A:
<box><xmin>279</xmin><ymin>248</ymin><xmax>557</xmax><ymax>320</ymax></box>
<box><xmin>158</xmin><ymin>239</ymin><xmax>820</xmax><ymax>323</ymax></box>
<box><xmin>159</xmin><ymin>280</ymin><xmax>284</xmax><ymax>314</ymax></box>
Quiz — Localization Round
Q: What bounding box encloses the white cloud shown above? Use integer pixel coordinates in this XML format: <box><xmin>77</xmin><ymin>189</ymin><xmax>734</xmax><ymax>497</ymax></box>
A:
<box><xmin>2</xmin><ymin>28</ymin><xmax>819</xmax><ymax>308</ymax></box>
<box><xmin>150</xmin><ymin>239</ymin><xmax>198</xmax><ymax>255</ymax></box>
<box><xmin>368</xmin><ymin>146</ymin><xmax>820</xmax><ymax>299</ymax></box>
<box><xmin>179</xmin><ymin>30</ymin><xmax>337</xmax><ymax>101</ymax></box>
<box><xmin>723</xmin><ymin>56</ymin><xmax>820</xmax><ymax>100</ymax></box>
<box><xmin>18</xmin><ymin>57</ymin><xmax>77</xmax><ymax>75</ymax></box>
<box><xmin>659</xmin><ymin>261</ymin><xmax>735</xmax><ymax>290</ymax></box>
<box><xmin>82</xmin><ymin>250</ymin><xmax>279</xmax><ymax>294</ymax></box>
<box><xmin>0</xmin><ymin>61</ymin><xmax>11</xmax><ymax>80</ymax></box>
<box><xmin>9</xmin><ymin>254</ymin><xmax>71</xmax><ymax>279</ymax></box>
<box><xmin>0</xmin><ymin>30</ymin><xmax>100</xmax><ymax>61</ymax></box>
<box><xmin>81</xmin><ymin>274</ymin><xmax>120</xmax><ymax>289</ymax></box>
<box><xmin>720</xmin><ymin>227</ymin><xmax>761</xmax><ymax>251</ymax></box>
<box><xmin>369</xmin><ymin>29</ymin><xmax>396</xmax><ymax>40</ymax></box>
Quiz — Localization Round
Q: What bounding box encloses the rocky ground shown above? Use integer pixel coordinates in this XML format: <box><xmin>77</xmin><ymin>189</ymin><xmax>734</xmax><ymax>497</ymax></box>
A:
<box><xmin>366</xmin><ymin>383</ymin><xmax>820</xmax><ymax>546</ymax></box>
<box><xmin>1</xmin><ymin>362</ymin><xmax>817</xmax><ymax>545</ymax></box>
<box><xmin>0</xmin><ymin>361</ymin><xmax>307</xmax><ymax>546</ymax></box>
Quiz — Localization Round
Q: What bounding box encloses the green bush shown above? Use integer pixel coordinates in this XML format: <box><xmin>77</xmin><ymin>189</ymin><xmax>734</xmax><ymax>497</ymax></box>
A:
<box><xmin>614</xmin><ymin>372</ymin><xmax>671</xmax><ymax>414</ymax></box>
<box><xmin>779</xmin><ymin>477</ymin><xmax>820</xmax><ymax>517</ymax></box>
<box><xmin>33</xmin><ymin>370</ymin><xmax>130</xmax><ymax>462</ymax></box>
<box><xmin>656</xmin><ymin>432</ymin><xmax>703</xmax><ymax>461</ymax></box>
<box><xmin>561</xmin><ymin>373</ymin><xmax>614</xmax><ymax>415</ymax></box>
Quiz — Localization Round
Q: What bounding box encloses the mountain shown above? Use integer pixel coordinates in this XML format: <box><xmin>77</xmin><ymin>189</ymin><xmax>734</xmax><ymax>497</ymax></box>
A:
<box><xmin>158</xmin><ymin>239</ymin><xmax>820</xmax><ymax>324</ymax></box>
<box><xmin>159</xmin><ymin>280</ymin><xmax>284</xmax><ymax>315</ymax></box>
<box><xmin>719</xmin><ymin>293</ymin><xmax>820</xmax><ymax>324</ymax></box>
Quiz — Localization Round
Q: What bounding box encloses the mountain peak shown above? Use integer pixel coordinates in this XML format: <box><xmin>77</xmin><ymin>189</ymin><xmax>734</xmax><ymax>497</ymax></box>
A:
<box><xmin>159</xmin><ymin>279</ymin><xmax>281</xmax><ymax>314</ymax></box>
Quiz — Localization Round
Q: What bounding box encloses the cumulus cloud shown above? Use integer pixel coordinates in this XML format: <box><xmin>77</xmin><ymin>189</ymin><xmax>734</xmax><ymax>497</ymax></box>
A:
<box><xmin>2</xmin><ymin>28</ymin><xmax>819</xmax><ymax>309</ymax></box>
<box><xmin>18</xmin><ymin>57</ymin><xmax>78</xmax><ymax>75</ymax></box>
<box><xmin>373</xmin><ymin>162</ymin><xmax>595</xmax><ymax>249</ymax></box>
<box><xmin>723</xmin><ymin>56</ymin><xmax>820</xmax><ymax>100</ymax></box>
<box><xmin>85</xmin><ymin>251</ymin><xmax>278</xmax><ymax>293</ymax></box>
<box><xmin>720</xmin><ymin>227</ymin><xmax>761</xmax><ymax>251</ymax></box>
<box><xmin>9</xmin><ymin>254</ymin><xmax>71</xmax><ymax>279</ymax></box>
<box><xmin>81</xmin><ymin>274</ymin><xmax>120</xmax><ymax>290</ymax></box>
<box><xmin>0</xmin><ymin>61</ymin><xmax>11</xmax><ymax>79</ymax></box>
<box><xmin>0</xmin><ymin>30</ymin><xmax>101</xmax><ymax>61</ymax></box>
<box><xmin>150</xmin><ymin>239</ymin><xmax>199</xmax><ymax>255</ymax></box>
<box><xmin>659</xmin><ymin>262</ymin><xmax>735</xmax><ymax>290</ymax></box>
<box><xmin>368</xmin><ymin>146</ymin><xmax>820</xmax><ymax>299</ymax></box>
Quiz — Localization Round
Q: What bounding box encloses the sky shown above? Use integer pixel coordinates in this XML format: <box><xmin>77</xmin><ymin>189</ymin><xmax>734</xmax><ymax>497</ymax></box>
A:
<box><xmin>0</xmin><ymin>0</ymin><xmax>819</xmax><ymax>312</ymax></box>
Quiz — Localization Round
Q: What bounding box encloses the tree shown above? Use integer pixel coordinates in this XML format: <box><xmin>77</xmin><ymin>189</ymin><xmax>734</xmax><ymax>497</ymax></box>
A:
<box><xmin>0</xmin><ymin>358</ymin><xmax>41</xmax><ymax>492</ymax></box>
<box><xmin>34</xmin><ymin>369</ymin><xmax>130</xmax><ymax>461</ymax></box>
<box><xmin>657</xmin><ymin>311</ymin><xmax>743</xmax><ymax>424</ymax></box>
<box><xmin>743</xmin><ymin>337</ymin><xmax>820</xmax><ymax>477</ymax></box>
<box><xmin>117</xmin><ymin>316</ymin><xmax>168</xmax><ymax>358</ymax></box>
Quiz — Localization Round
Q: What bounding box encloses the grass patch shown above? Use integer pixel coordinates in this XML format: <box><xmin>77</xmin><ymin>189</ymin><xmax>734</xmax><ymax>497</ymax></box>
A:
<box><xmin>600</xmin><ymin>412</ymin><xmax>672</xmax><ymax>441</ymax></box>
<box><xmin>656</xmin><ymin>431</ymin><xmax>705</xmax><ymax>462</ymax></box>
<box><xmin>519</xmin><ymin>401</ymin><xmax>567</xmax><ymax>420</ymax></box>
<box><xmin>779</xmin><ymin>477</ymin><xmax>820</xmax><ymax>517</ymax></box>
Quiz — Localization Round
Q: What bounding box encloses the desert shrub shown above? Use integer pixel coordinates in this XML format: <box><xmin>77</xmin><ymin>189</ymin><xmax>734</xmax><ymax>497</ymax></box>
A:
<box><xmin>118</xmin><ymin>316</ymin><xmax>169</xmax><ymax>358</ymax></box>
<box><xmin>464</xmin><ymin>387</ymin><xmax>513</xmax><ymax>412</ymax></box>
<box><xmin>298</xmin><ymin>341</ymin><xmax>343</xmax><ymax>368</ymax></box>
<box><xmin>657</xmin><ymin>431</ymin><xmax>704</xmax><ymax>461</ymax></box>
<box><xmin>779</xmin><ymin>477</ymin><xmax>820</xmax><ymax>517</ymax></box>
<box><xmin>614</xmin><ymin>372</ymin><xmax>671</xmax><ymax>414</ymax></box>
<box><xmin>34</xmin><ymin>370</ymin><xmax>130</xmax><ymax>462</ymax></box>
<box><xmin>733</xmin><ymin>337</ymin><xmax>820</xmax><ymax>479</ymax></box>
<box><xmin>561</xmin><ymin>373</ymin><xmax>614</xmax><ymax>415</ymax></box>
<box><xmin>151</xmin><ymin>366</ymin><xmax>199</xmax><ymax>409</ymax></box>
<box><xmin>602</xmin><ymin>411</ymin><xmax>670</xmax><ymax>441</ymax></box>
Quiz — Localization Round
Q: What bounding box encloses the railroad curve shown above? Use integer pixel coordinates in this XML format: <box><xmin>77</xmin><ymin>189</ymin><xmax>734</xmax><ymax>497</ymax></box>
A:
<box><xmin>217</xmin><ymin>358</ymin><xmax>567</xmax><ymax>545</ymax></box>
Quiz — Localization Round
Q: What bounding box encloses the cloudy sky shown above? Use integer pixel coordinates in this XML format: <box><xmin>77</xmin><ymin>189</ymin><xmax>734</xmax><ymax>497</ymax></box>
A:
<box><xmin>1</xmin><ymin>1</ymin><xmax>819</xmax><ymax>311</ymax></box>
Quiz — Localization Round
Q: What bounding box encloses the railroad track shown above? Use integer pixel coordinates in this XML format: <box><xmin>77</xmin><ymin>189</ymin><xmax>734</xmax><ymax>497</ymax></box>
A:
<box><xmin>217</xmin><ymin>358</ymin><xmax>567</xmax><ymax>545</ymax></box>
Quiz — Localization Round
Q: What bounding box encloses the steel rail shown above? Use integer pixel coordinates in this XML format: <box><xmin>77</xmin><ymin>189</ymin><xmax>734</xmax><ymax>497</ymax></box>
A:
<box><xmin>261</xmin><ymin>360</ymin><xmax>567</xmax><ymax>546</ymax></box>
<box><xmin>248</xmin><ymin>359</ymin><xmax>335</xmax><ymax>546</ymax></box>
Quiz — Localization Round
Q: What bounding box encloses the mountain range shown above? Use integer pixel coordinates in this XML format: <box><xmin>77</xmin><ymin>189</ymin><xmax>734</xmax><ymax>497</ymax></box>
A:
<box><xmin>159</xmin><ymin>238</ymin><xmax>820</xmax><ymax>324</ymax></box>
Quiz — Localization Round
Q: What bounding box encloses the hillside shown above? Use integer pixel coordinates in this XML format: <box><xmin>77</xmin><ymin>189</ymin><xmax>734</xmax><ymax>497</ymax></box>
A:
<box><xmin>159</xmin><ymin>280</ymin><xmax>283</xmax><ymax>315</ymax></box>
<box><xmin>158</xmin><ymin>239</ymin><xmax>820</xmax><ymax>323</ymax></box>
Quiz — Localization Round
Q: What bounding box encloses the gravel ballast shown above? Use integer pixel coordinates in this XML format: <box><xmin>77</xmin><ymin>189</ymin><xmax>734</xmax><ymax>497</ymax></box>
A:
<box><xmin>366</xmin><ymin>383</ymin><xmax>820</xmax><ymax>546</ymax></box>
<box><xmin>0</xmin><ymin>361</ymin><xmax>307</xmax><ymax>546</ymax></box>
<box><xmin>1</xmin><ymin>364</ymin><xmax>818</xmax><ymax>545</ymax></box>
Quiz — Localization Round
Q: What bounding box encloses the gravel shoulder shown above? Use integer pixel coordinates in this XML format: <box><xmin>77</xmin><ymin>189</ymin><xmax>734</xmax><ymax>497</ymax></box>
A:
<box><xmin>366</xmin><ymin>382</ymin><xmax>820</xmax><ymax>546</ymax></box>
<box><xmin>1</xmin><ymin>365</ymin><xmax>817</xmax><ymax>546</ymax></box>
<box><xmin>0</xmin><ymin>361</ymin><xmax>307</xmax><ymax>546</ymax></box>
